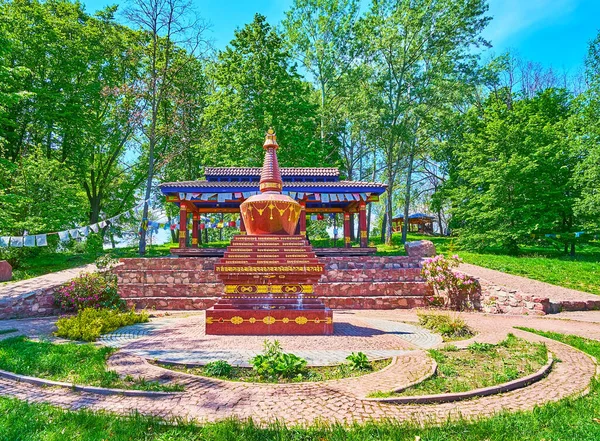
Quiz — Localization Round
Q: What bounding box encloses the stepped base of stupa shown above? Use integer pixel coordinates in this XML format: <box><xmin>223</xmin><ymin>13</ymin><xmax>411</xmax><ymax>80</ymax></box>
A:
<box><xmin>206</xmin><ymin>234</ymin><xmax>332</xmax><ymax>335</ymax></box>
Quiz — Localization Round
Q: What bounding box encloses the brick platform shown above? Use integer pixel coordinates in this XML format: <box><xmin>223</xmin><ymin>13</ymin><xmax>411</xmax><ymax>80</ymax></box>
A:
<box><xmin>117</xmin><ymin>256</ymin><xmax>432</xmax><ymax>311</ymax></box>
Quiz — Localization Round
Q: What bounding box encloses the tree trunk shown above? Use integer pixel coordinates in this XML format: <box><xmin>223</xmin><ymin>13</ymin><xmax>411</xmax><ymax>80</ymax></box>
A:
<box><xmin>401</xmin><ymin>150</ymin><xmax>415</xmax><ymax>244</ymax></box>
<box><xmin>385</xmin><ymin>187</ymin><xmax>393</xmax><ymax>245</ymax></box>
<box><xmin>380</xmin><ymin>205</ymin><xmax>387</xmax><ymax>244</ymax></box>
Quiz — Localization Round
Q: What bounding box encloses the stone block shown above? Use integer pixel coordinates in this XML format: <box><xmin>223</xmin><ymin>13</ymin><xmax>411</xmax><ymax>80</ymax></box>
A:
<box><xmin>404</xmin><ymin>240</ymin><xmax>436</xmax><ymax>258</ymax></box>
<box><xmin>0</xmin><ymin>260</ymin><xmax>12</xmax><ymax>282</ymax></box>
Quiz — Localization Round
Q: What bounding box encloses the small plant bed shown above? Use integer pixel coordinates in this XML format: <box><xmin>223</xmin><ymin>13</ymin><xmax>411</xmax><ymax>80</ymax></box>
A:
<box><xmin>418</xmin><ymin>311</ymin><xmax>475</xmax><ymax>341</ymax></box>
<box><xmin>160</xmin><ymin>358</ymin><xmax>391</xmax><ymax>384</ymax></box>
<box><xmin>55</xmin><ymin>308</ymin><xmax>149</xmax><ymax>342</ymax></box>
<box><xmin>159</xmin><ymin>342</ymin><xmax>390</xmax><ymax>383</ymax></box>
<box><xmin>0</xmin><ymin>336</ymin><xmax>183</xmax><ymax>392</ymax></box>
<box><xmin>369</xmin><ymin>334</ymin><xmax>547</xmax><ymax>398</ymax></box>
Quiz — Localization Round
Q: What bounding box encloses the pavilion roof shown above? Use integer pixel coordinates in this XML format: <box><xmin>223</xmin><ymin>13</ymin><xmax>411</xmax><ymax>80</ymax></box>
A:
<box><xmin>159</xmin><ymin>180</ymin><xmax>386</xmax><ymax>190</ymax></box>
<box><xmin>204</xmin><ymin>167</ymin><xmax>340</xmax><ymax>178</ymax></box>
<box><xmin>393</xmin><ymin>212</ymin><xmax>435</xmax><ymax>220</ymax></box>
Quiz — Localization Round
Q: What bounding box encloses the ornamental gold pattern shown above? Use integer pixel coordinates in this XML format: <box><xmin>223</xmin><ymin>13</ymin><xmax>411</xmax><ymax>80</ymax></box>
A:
<box><xmin>205</xmin><ymin>316</ymin><xmax>333</xmax><ymax>325</ymax></box>
<box><xmin>215</xmin><ymin>265</ymin><xmax>324</xmax><ymax>272</ymax></box>
<box><xmin>224</xmin><ymin>284</ymin><xmax>314</xmax><ymax>294</ymax></box>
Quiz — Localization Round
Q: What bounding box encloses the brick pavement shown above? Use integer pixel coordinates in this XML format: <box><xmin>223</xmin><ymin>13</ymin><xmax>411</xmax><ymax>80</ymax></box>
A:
<box><xmin>0</xmin><ymin>310</ymin><xmax>598</xmax><ymax>425</ymax></box>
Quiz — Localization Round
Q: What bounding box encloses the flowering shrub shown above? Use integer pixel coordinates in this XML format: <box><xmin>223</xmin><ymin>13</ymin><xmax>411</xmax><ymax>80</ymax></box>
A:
<box><xmin>54</xmin><ymin>272</ymin><xmax>125</xmax><ymax>312</ymax></box>
<box><xmin>421</xmin><ymin>254</ymin><xmax>480</xmax><ymax>310</ymax></box>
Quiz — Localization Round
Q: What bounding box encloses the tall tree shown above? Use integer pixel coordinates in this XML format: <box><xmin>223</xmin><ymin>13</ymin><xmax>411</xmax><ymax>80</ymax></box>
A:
<box><xmin>358</xmin><ymin>0</ymin><xmax>490</xmax><ymax>244</ymax></box>
<box><xmin>444</xmin><ymin>88</ymin><xmax>579</xmax><ymax>253</ymax></box>
<box><xmin>283</xmin><ymin>0</ymin><xmax>359</xmax><ymax>144</ymax></box>
<box><xmin>205</xmin><ymin>14</ymin><xmax>330</xmax><ymax>167</ymax></box>
<box><xmin>572</xmin><ymin>32</ymin><xmax>600</xmax><ymax>225</ymax></box>
<box><xmin>124</xmin><ymin>0</ymin><xmax>209</xmax><ymax>254</ymax></box>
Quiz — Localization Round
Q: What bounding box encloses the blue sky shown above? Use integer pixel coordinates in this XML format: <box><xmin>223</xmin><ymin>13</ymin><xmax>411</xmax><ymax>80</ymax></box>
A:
<box><xmin>81</xmin><ymin>0</ymin><xmax>600</xmax><ymax>74</ymax></box>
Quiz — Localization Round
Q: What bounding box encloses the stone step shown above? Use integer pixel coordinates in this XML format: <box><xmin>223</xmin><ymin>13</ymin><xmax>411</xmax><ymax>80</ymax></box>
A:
<box><xmin>320</xmin><ymin>268</ymin><xmax>424</xmax><ymax>282</ymax></box>
<box><xmin>315</xmin><ymin>281</ymin><xmax>432</xmax><ymax>297</ymax></box>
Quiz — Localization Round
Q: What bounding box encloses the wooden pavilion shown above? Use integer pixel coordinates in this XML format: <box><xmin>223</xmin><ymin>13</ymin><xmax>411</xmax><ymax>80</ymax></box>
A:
<box><xmin>392</xmin><ymin>213</ymin><xmax>435</xmax><ymax>234</ymax></box>
<box><xmin>159</xmin><ymin>167</ymin><xmax>387</xmax><ymax>256</ymax></box>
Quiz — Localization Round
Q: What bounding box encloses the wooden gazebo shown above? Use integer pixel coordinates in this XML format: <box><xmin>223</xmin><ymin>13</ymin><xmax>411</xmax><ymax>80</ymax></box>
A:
<box><xmin>159</xmin><ymin>167</ymin><xmax>387</xmax><ymax>256</ymax></box>
<box><xmin>392</xmin><ymin>213</ymin><xmax>435</xmax><ymax>234</ymax></box>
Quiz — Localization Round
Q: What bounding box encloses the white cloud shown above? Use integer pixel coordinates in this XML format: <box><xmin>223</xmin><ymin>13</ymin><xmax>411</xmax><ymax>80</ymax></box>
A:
<box><xmin>484</xmin><ymin>0</ymin><xmax>578</xmax><ymax>47</ymax></box>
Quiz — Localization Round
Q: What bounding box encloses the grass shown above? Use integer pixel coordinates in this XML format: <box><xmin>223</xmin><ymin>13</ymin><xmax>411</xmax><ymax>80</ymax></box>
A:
<box><xmin>369</xmin><ymin>334</ymin><xmax>547</xmax><ymax>398</ymax></box>
<box><xmin>159</xmin><ymin>358</ymin><xmax>391</xmax><ymax>383</ymax></box>
<box><xmin>0</xmin><ymin>336</ymin><xmax>183</xmax><ymax>392</ymax></box>
<box><xmin>0</xmin><ymin>330</ymin><xmax>598</xmax><ymax>440</ymax></box>
<box><xmin>417</xmin><ymin>311</ymin><xmax>475</xmax><ymax>341</ymax></box>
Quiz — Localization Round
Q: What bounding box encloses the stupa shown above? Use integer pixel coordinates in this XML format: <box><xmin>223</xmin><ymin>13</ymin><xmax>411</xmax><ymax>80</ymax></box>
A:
<box><xmin>206</xmin><ymin>129</ymin><xmax>333</xmax><ymax>335</ymax></box>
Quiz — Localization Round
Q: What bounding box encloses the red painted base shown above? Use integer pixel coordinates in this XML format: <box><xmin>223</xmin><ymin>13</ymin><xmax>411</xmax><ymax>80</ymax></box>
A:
<box><xmin>205</xmin><ymin>308</ymin><xmax>333</xmax><ymax>335</ymax></box>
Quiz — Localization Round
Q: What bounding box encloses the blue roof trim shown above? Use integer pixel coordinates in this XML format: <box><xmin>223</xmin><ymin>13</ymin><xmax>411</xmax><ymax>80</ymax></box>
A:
<box><xmin>160</xmin><ymin>185</ymin><xmax>387</xmax><ymax>195</ymax></box>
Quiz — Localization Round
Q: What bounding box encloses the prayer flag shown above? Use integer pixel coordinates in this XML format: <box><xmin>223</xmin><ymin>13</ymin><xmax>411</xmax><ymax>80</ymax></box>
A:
<box><xmin>314</xmin><ymin>193</ymin><xmax>321</xmax><ymax>201</ymax></box>
<box><xmin>36</xmin><ymin>234</ymin><xmax>47</xmax><ymax>246</ymax></box>
<box><xmin>78</xmin><ymin>226</ymin><xmax>89</xmax><ymax>237</ymax></box>
<box><xmin>310</xmin><ymin>214</ymin><xmax>317</xmax><ymax>221</ymax></box>
<box><xmin>0</xmin><ymin>237</ymin><xmax>8</xmax><ymax>248</ymax></box>
<box><xmin>353</xmin><ymin>193</ymin><xmax>360</xmax><ymax>201</ymax></box>
<box><xmin>98</xmin><ymin>221</ymin><xmax>107</xmax><ymax>229</ymax></box>
<box><xmin>217</xmin><ymin>222</ymin><xmax>224</xmax><ymax>228</ymax></box>
<box><xmin>69</xmin><ymin>229</ymin><xmax>79</xmax><ymax>239</ymax></box>
<box><xmin>90</xmin><ymin>223</ymin><xmax>99</xmax><ymax>233</ymax></box>
<box><xmin>10</xmin><ymin>237</ymin><xmax>23</xmax><ymax>247</ymax></box>
<box><xmin>234</xmin><ymin>192</ymin><xmax>243</xmax><ymax>198</ymax></box>
<box><xmin>329</xmin><ymin>194</ymin><xmax>337</xmax><ymax>202</ymax></box>
<box><xmin>217</xmin><ymin>193</ymin><xmax>227</xmax><ymax>203</ymax></box>
<box><xmin>178</xmin><ymin>192</ymin><xmax>186</xmax><ymax>201</ymax></box>
<box><xmin>360</xmin><ymin>193</ymin><xmax>368</xmax><ymax>201</ymax></box>
<box><xmin>322</xmin><ymin>194</ymin><xmax>330</xmax><ymax>203</ymax></box>
<box><xmin>289</xmin><ymin>191</ymin><xmax>297</xmax><ymax>199</ymax></box>
<box><xmin>24</xmin><ymin>235</ymin><xmax>35</xmax><ymax>247</ymax></box>
<box><xmin>58</xmin><ymin>231</ymin><xmax>70</xmax><ymax>242</ymax></box>
<box><xmin>242</xmin><ymin>192</ymin><xmax>252</xmax><ymax>199</ymax></box>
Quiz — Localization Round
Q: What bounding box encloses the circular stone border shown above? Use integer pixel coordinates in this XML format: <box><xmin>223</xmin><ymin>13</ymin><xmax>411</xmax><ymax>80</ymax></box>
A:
<box><xmin>365</xmin><ymin>353</ymin><xmax>554</xmax><ymax>404</ymax></box>
<box><xmin>0</xmin><ymin>368</ymin><xmax>180</xmax><ymax>397</ymax></box>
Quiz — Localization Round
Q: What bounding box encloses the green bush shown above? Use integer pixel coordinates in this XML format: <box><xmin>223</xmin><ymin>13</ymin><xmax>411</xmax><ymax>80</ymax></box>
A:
<box><xmin>250</xmin><ymin>340</ymin><xmax>307</xmax><ymax>380</ymax></box>
<box><xmin>54</xmin><ymin>272</ymin><xmax>125</xmax><ymax>311</ymax></box>
<box><xmin>345</xmin><ymin>352</ymin><xmax>372</xmax><ymax>371</ymax></box>
<box><xmin>203</xmin><ymin>360</ymin><xmax>233</xmax><ymax>378</ymax></box>
<box><xmin>55</xmin><ymin>308</ymin><xmax>149</xmax><ymax>342</ymax></box>
<box><xmin>418</xmin><ymin>311</ymin><xmax>475</xmax><ymax>340</ymax></box>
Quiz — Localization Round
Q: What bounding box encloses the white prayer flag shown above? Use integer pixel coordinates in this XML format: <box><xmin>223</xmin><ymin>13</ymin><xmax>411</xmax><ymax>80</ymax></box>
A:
<box><xmin>24</xmin><ymin>235</ymin><xmax>35</xmax><ymax>247</ymax></box>
<box><xmin>10</xmin><ymin>237</ymin><xmax>23</xmax><ymax>247</ymax></box>
<box><xmin>0</xmin><ymin>237</ymin><xmax>8</xmax><ymax>247</ymax></box>
<box><xmin>69</xmin><ymin>229</ymin><xmax>79</xmax><ymax>239</ymax></box>
<box><xmin>98</xmin><ymin>221</ymin><xmax>107</xmax><ymax>229</ymax></box>
<box><xmin>58</xmin><ymin>231</ymin><xmax>70</xmax><ymax>242</ymax></box>
<box><xmin>36</xmin><ymin>234</ymin><xmax>48</xmax><ymax>246</ymax></box>
<box><xmin>78</xmin><ymin>226</ymin><xmax>89</xmax><ymax>237</ymax></box>
<box><xmin>90</xmin><ymin>223</ymin><xmax>99</xmax><ymax>233</ymax></box>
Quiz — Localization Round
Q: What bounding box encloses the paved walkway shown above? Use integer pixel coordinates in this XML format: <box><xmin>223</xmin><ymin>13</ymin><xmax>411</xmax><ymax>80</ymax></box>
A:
<box><xmin>0</xmin><ymin>264</ymin><xmax>97</xmax><ymax>298</ymax></box>
<box><xmin>0</xmin><ymin>310</ymin><xmax>598</xmax><ymax>425</ymax></box>
<box><xmin>99</xmin><ymin>314</ymin><xmax>442</xmax><ymax>366</ymax></box>
<box><xmin>459</xmin><ymin>263</ymin><xmax>599</xmax><ymax>304</ymax></box>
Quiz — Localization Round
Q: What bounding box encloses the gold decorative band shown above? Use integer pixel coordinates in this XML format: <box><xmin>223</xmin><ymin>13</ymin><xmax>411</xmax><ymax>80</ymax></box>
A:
<box><xmin>215</xmin><ymin>265</ymin><xmax>324</xmax><ymax>272</ymax></box>
<box><xmin>224</xmin><ymin>284</ymin><xmax>314</xmax><ymax>294</ymax></box>
<box><xmin>191</xmin><ymin>238</ymin><xmax>198</xmax><ymax>244</ymax></box>
<box><xmin>259</xmin><ymin>182</ymin><xmax>283</xmax><ymax>191</ymax></box>
<box><xmin>206</xmin><ymin>316</ymin><xmax>332</xmax><ymax>325</ymax></box>
<box><xmin>179</xmin><ymin>231</ymin><xmax>186</xmax><ymax>239</ymax></box>
<box><xmin>345</xmin><ymin>237</ymin><xmax>351</xmax><ymax>243</ymax></box>
<box><xmin>360</xmin><ymin>231</ymin><xmax>367</xmax><ymax>238</ymax></box>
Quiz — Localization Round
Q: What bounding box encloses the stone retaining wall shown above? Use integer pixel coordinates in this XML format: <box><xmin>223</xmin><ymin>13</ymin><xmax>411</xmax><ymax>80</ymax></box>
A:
<box><xmin>117</xmin><ymin>256</ymin><xmax>433</xmax><ymax>311</ymax></box>
<box><xmin>0</xmin><ymin>287</ymin><xmax>60</xmax><ymax>320</ymax></box>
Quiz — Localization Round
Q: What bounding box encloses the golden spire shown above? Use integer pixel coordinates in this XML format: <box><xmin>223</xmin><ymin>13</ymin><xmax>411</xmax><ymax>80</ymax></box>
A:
<box><xmin>263</xmin><ymin>128</ymin><xmax>279</xmax><ymax>150</ymax></box>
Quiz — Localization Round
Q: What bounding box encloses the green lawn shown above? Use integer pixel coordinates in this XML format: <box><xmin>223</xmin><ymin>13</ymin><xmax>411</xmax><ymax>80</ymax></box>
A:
<box><xmin>0</xmin><ymin>330</ymin><xmax>599</xmax><ymax>440</ymax></box>
<box><xmin>370</xmin><ymin>334</ymin><xmax>547</xmax><ymax>398</ymax></box>
<box><xmin>0</xmin><ymin>336</ymin><xmax>182</xmax><ymax>392</ymax></box>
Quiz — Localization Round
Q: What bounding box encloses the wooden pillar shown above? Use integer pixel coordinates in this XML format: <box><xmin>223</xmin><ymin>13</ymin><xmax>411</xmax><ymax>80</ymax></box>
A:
<box><xmin>191</xmin><ymin>212</ymin><xmax>199</xmax><ymax>248</ymax></box>
<box><xmin>343</xmin><ymin>211</ymin><xmax>351</xmax><ymax>248</ymax></box>
<box><xmin>239</xmin><ymin>215</ymin><xmax>246</xmax><ymax>235</ymax></box>
<box><xmin>299</xmin><ymin>202</ymin><xmax>306</xmax><ymax>237</ymax></box>
<box><xmin>178</xmin><ymin>204</ymin><xmax>187</xmax><ymax>248</ymax></box>
<box><xmin>359</xmin><ymin>202</ymin><xmax>367</xmax><ymax>248</ymax></box>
